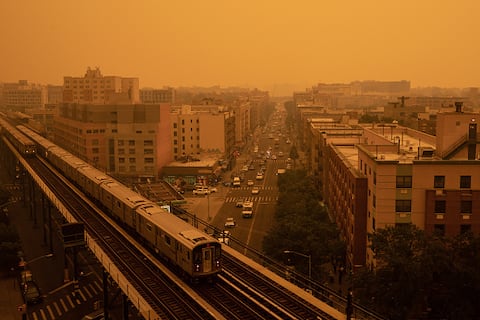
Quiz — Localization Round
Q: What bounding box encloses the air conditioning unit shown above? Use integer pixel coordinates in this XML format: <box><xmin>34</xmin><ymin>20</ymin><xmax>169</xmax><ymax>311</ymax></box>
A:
<box><xmin>400</xmin><ymin>189</ymin><xmax>408</xmax><ymax>194</ymax></box>
<box><xmin>435</xmin><ymin>189</ymin><xmax>444</xmax><ymax>196</ymax></box>
<box><xmin>435</xmin><ymin>214</ymin><xmax>444</xmax><ymax>219</ymax></box>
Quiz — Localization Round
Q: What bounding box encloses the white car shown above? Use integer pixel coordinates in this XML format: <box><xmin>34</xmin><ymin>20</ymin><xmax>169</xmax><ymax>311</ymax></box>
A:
<box><xmin>247</xmin><ymin>179</ymin><xmax>254</xmax><ymax>186</ymax></box>
<box><xmin>224</xmin><ymin>217</ymin><xmax>236</xmax><ymax>228</ymax></box>
<box><xmin>251</xmin><ymin>186</ymin><xmax>260</xmax><ymax>195</ymax></box>
<box><xmin>256</xmin><ymin>173</ymin><xmax>264</xmax><ymax>180</ymax></box>
<box><xmin>209</xmin><ymin>186</ymin><xmax>218</xmax><ymax>193</ymax></box>
<box><xmin>193</xmin><ymin>187</ymin><xmax>210</xmax><ymax>195</ymax></box>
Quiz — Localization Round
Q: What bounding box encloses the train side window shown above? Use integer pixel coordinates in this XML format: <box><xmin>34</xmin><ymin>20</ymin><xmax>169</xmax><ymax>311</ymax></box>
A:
<box><xmin>165</xmin><ymin>235</ymin><xmax>171</xmax><ymax>246</ymax></box>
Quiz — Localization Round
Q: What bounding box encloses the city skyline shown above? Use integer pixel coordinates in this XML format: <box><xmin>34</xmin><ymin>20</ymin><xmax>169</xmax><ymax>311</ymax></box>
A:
<box><xmin>1</xmin><ymin>1</ymin><xmax>480</xmax><ymax>96</ymax></box>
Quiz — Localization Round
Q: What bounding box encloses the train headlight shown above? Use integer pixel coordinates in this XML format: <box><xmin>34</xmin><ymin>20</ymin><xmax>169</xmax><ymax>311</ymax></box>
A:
<box><xmin>195</xmin><ymin>264</ymin><xmax>200</xmax><ymax>272</ymax></box>
<box><xmin>216</xmin><ymin>260</ymin><xmax>220</xmax><ymax>267</ymax></box>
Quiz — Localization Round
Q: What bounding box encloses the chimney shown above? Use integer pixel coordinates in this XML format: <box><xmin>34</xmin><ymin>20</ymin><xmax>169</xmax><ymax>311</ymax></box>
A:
<box><xmin>455</xmin><ymin>101</ymin><xmax>463</xmax><ymax>113</ymax></box>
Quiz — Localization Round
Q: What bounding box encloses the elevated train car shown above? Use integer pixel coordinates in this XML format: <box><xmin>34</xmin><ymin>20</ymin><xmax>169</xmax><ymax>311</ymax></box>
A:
<box><xmin>77</xmin><ymin>166</ymin><xmax>112</xmax><ymax>200</ymax></box>
<box><xmin>17</xmin><ymin>126</ymin><xmax>222</xmax><ymax>280</ymax></box>
<box><xmin>0</xmin><ymin>118</ymin><xmax>37</xmax><ymax>156</ymax></box>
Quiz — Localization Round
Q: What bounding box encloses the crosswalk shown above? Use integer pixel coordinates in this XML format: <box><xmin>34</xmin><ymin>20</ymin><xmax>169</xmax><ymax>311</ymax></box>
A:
<box><xmin>230</xmin><ymin>186</ymin><xmax>276</xmax><ymax>191</ymax></box>
<box><xmin>225</xmin><ymin>195</ymin><xmax>278</xmax><ymax>203</ymax></box>
<box><xmin>29</xmin><ymin>280</ymin><xmax>103</xmax><ymax>320</ymax></box>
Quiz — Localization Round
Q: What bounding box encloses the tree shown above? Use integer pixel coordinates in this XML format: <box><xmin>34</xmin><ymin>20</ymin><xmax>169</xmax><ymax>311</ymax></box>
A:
<box><xmin>354</xmin><ymin>225</ymin><xmax>480</xmax><ymax>319</ymax></box>
<box><xmin>289</xmin><ymin>145</ymin><xmax>299</xmax><ymax>168</ymax></box>
<box><xmin>263</xmin><ymin>169</ymin><xmax>345</xmax><ymax>282</ymax></box>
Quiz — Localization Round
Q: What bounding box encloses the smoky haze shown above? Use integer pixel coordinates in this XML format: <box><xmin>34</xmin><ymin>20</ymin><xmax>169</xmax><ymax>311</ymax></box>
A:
<box><xmin>1</xmin><ymin>0</ymin><xmax>479</xmax><ymax>95</ymax></box>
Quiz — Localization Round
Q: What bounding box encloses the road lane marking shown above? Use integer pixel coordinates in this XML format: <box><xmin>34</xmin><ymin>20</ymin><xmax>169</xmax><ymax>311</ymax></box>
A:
<box><xmin>60</xmin><ymin>297</ymin><xmax>68</xmax><ymax>312</ymax></box>
<box><xmin>53</xmin><ymin>301</ymin><xmax>62</xmax><ymax>317</ymax></box>
<box><xmin>46</xmin><ymin>305</ymin><xmax>55</xmax><ymax>318</ymax></box>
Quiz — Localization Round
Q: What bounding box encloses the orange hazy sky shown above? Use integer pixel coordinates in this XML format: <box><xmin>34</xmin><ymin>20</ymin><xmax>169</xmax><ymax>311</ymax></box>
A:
<box><xmin>1</xmin><ymin>1</ymin><xmax>480</xmax><ymax>95</ymax></box>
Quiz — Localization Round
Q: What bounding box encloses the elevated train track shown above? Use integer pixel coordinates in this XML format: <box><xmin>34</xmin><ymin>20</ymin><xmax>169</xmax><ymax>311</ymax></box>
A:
<box><xmin>0</xmin><ymin>117</ymin><xmax>385</xmax><ymax>319</ymax></box>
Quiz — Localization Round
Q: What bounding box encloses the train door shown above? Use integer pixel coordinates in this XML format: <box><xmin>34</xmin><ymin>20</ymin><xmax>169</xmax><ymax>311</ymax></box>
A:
<box><xmin>202</xmin><ymin>247</ymin><xmax>213</xmax><ymax>273</ymax></box>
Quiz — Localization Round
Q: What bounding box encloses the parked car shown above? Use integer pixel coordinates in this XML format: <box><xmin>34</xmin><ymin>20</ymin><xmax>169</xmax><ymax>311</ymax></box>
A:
<box><xmin>23</xmin><ymin>280</ymin><xmax>42</xmax><ymax>305</ymax></box>
<box><xmin>209</xmin><ymin>186</ymin><xmax>218</xmax><ymax>193</ymax></box>
<box><xmin>224</xmin><ymin>217</ymin><xmax>236</xmax><ymax>228</ymax></box>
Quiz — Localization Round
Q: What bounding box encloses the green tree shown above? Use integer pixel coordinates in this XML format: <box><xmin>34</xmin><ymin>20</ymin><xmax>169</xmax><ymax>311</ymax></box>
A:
<box><xmin>289</xmin><ymin>145</ymin><xmax>299</xmax><ymax>168</ymax></box>
<box><xmin>354</xmin><ymin>226</ymin><xmax>480</xmax><ymax>319</ymax></box>
<box><xmin>263</xmin><ymin>169</ymin><xmax>345</xmax><ymax>281</ymax></box>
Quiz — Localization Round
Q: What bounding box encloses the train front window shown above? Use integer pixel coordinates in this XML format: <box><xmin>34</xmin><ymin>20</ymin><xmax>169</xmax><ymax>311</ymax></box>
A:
<box><xmin>204</xmin><ymin>250</ymin><xmax>210</xmax><ymax>261</ymax></box>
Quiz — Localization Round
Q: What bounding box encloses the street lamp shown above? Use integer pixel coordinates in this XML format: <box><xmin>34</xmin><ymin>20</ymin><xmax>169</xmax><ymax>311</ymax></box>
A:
<box><xmin>283</xmin><ymin>250</ymin><xmax>312</xmax><ymax>283</ymax></box>
<box><xmin>19</xmin><ymin>253</ymin><xmax>54</xmax><ymax>275</ymax></box>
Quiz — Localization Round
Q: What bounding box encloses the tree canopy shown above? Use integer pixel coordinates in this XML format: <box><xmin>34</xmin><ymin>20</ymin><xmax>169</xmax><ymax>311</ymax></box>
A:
<box><xmin>354</xmin><ymin>225</ymin><xmax>480</xmax><ymax>319</ymax></box>
<box><xmin>263</xmin><ymin>169</ymin><xmax>344</xmax><ymax>280</ymax></box>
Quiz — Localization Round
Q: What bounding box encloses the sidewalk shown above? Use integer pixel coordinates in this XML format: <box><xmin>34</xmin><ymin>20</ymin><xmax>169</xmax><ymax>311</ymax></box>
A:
<box><xmin>0</xmin><ymin>273</ymin><xmax>24</xmax><ymax>320</ymax></box>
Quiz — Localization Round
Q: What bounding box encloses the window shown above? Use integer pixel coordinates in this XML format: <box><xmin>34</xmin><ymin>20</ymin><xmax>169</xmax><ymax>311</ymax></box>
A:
<box><xmin>145</xmin><ymin>158</ymin><xmax>154</xmax><ymax>164</ymax></box>
<box><xmin>92</xmin><ymin>148</ymin><xmax>99</xmax><ymax>154</ymax></box>
<box><xmin>396</xmin><ymin>176</ymin><xmax>412</xmax><ymax>188</ymax></box>
<box><xmin>434</xmin><ymin>176</ymin><xmax>445</xmax><ymax>188</ymax></box>
<box><xmin>395</xmin><ymin>200</ymin><xmax>411</xmax><ymax>212</ymax></box>
<box><xmin>461</xmin><ymin>200</ymin><xmax>472</xmax><ymax>214</ymax></box>
<box><xmin>129</xmin><ymin>149</ymin><xmax>135</xmax><ymax>154</ymax></box>
<box><xmin>119</xmin><ymin>158</ymin><xmax>125</xmax><ymax>163</ymax></box>
<box><xmin>129</xmin><ymin>158</ymin><xmax>136</xmax><ymax>163</ymax></box>
<box><xmin>144</xmin><ymin>149</ymin><xmax>153</xmax><ymax>154</ymax></box>
<box><xmin>118</xmin><ymin>148</ymin><xmax>125</xmax><ymax>155</ymax></box>
<box><xmin>460</xmin><ymin>176</ymin><xmax>471</xmax><ymax>189</ymax></box>
<box><xmin>144</xmin><ymin>140</ymin><xmax>153</xmax><ymax>146</ymax></box>
<box><xmin>118</xmin><ymin>140</ymin><xmax>124</xmax><ymax>146</ymax></box>
<box><xmin>434</xmin><ymin>200</ymin><xmax>446</xmax><ymax>213</ymax></box>
<box><xmin>372</xmin><ymin>195</ymin><xmax>376</xmax><ymax>208</ymax></box>
<box><xmin>128</xmin><ymin>140</ymin><xmax>135</xmax><ymax>146</ymax></box>
<box><xmin>434</xmin><ymin>224</ymin><xmax>445</xmax><ymax>236</ymax></box>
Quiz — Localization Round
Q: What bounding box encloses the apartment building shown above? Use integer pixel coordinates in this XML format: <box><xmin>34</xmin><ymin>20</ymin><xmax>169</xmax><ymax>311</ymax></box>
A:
<box><xmin>301</xmin><ymin>102</ymin><xmax>480</xmax><ymax>271</ymax></box>
<box><xmin>54</xmin><ymin>103</ymin><xmax>172</xmax><ymax>181</ymax></box>
<box><xmin>170</xmin><ymin>105</ymin><xmax>235</xmax><ymax>160</ymax></box>
<box><xmin>63</xmin><ymin>67</ymin><xmax>139</xmax><ymax>105</ymax></box>
<box><xmin>1</xmin><ymin>80</ymin><xmax>47</xmax><ymax>111</ymax></box>
<box><xmin>140</xmin><ymin>87</ymin><xmax>175</xmax><ymax>105</ymax></box>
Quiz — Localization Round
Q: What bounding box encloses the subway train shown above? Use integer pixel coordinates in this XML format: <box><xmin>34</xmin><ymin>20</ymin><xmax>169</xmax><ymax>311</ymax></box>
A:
<box><xmin>15</xmin><ymin>124</ymin><xmax>222</xmax><ymax>280</ymax></box>
<box><xmin>0</xmin><ymin>116</ymin><xmax>37</xmax><ymax>156</ymax></box>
